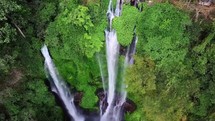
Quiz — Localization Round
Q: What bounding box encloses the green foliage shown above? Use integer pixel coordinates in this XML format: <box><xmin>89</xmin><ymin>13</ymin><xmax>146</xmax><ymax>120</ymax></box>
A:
<box><xmin>125</xmin><ymin>3</ymin><xmax>215</xmax><ymax>121</ymax></box>
<box><xmin>0</xmin><ymin>0</ymin><xmax>50</xmax><ymax>78</ymax></box>
<box><xmin>113</xmin><ymin>5</ymin><xmax>139</xmax><ymax>46</ymax></box>
<box><xmin>125</xmin><ymin>108</ymin><xmax>143</xmax><ymax>121</ymax></box>
<box><xmin>33</xmin><ymin>0</ymin><xmax>58</xmax><ymax>38</ymax></box>
<box><xmin>72</xmin><ymin>5</ymin><xmax>94</xmax><ymax>30</ymax></box>
<box><xmin>125</xmin><ymin>56</ymin><xmax>156</xmax><ymax>121</ymax></box>
<box><xmin>0</xmin><ymin>23</ymin><xmax>17</xmax><ymax>44</ymax></box>
<box><xmin>45</xmin><ymin>3</ymin><xmax>103</xmax><ymax>58</ymax></box>
<box><xmin>0</xmin><ymin>52</ymin><xmax>17</xmax><ymax>75</ymax></box>
<box><xmin>0</xmin><ymin>0</ymin><xmax>20</xmax><ymax>20</ymax></box>
<box><xmin>126</xmin><ymin>56</ymin><xmax>156</xmax><ymax>96</ymax></box>
<box><xmin>0</xmin><ymin>0</ymin><xmax>64</xmax><ymax>120</ymax></box>
<box><xmin>44</xmin><ymin>1</ymin><xmax>108</xmax><ymax>109</ymax></box>
<box><xmin>0</xmin><ymin>0</ymin><xmax>21</xmax><ymax>75</ymax></box>
<box><xmin>87</xmin><ymin>1</ymin><xmax>108</xmax><ymax>24</ymax></box>
<box><xmin>80</xmin><ymin>86</ymin><xmax>98</xmax><ymax>109</ymax></box>
<box><xmin>137</xmin><ymin>3</ymin><xmax>191</xmax><ymax>71</ymax></box>
<box><xmin>2</xmin><ymin>80</ymin><xmax>63</xmax><ymax>121</ymax></box>
<box><xmin>137</xmin><ymin>3</ymin><xmax>191</xmax><ymax>38</ymax></box>
<box><xmin>187</xmin><ymin>25</ymin><xmax>215</xmax><ymax>119</ymax></box>
<box><xmin>125</xmin><ymin>55</ymin><xmax>201</xmax><ymax>121</ymax></box>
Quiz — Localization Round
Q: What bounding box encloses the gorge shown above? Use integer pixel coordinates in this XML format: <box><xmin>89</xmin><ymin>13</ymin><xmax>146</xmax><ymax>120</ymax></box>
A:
<box><xmin>41</xmin><ymin>0</ymin><xmax>137</xmax><ymax>121</ymax></box>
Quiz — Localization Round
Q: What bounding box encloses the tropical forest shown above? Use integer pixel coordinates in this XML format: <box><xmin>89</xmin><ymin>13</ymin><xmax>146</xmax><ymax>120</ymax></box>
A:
<box><xmin>0</xmin><ymin>0</ymin><xmax>215</xmax><ymax>121</ymax></box>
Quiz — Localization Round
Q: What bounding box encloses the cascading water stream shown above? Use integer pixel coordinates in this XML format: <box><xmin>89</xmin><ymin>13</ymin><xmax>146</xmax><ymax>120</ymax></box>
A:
<box><xmin>100</xmin><ymin>0</ymin><xmax>132</xmax><ymax>120</ymax></box>
<box><xmin>115</xmin><ymin>0</ymin><xmax>123</xmax><ymax>16</ymax></box>
<box><xmin>100</xmin><ymin>1</ymin><xmax>121</xmax><ymax>121</ymax></box>
<box><xmin>107</xmin><ymin>0</ymin><xmax>114</xmax><ymax>31</ymax></box>
<box><xmin>121</xmin><ymin>31</ymin><xmax>138</xmax><ymax>106</ymax></box>
<box><xmin>101</xmin><ymin>29</ymin><xmax>120</xmax><ymax>121</ymax></box>
<box><xmin>112</xmin><ymin>24</ymin><xmax>138</xmax><ymax>121</ymax></box>
<box><xmin>41</xmin><ymin>45</ymin><xmax>84</xmax><ymax>121</ymax></box>
<box><xmin>125</xmin><ymin>29</ymin><xmax>138</xmax><ymax>65</ymax></box>
<box><xmin>96</xmin><ymin>53</ymin><xmax>107</xmax><ymax>117</ymax></box>
<box><xmin>97</xmin><ymin>54</ymin><xmax>106</xmax><ymax>92</ymax></box>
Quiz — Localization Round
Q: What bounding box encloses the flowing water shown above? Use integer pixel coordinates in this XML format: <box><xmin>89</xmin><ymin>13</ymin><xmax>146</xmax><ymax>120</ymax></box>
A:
<box><xmin>41</xmin><ymin>45</ymin><xmax>84</xmax><ymax>121</ymax></box>
<box><xmin>42</xmin><ymin>0</ymin><xmax>137</xmax><ymax>121</ymax></box>
<box><xmin>115</xmin><ymin>0</ymin><xmax>123</xmax><ymax>16</ymax></box>
<box><xmin>100</xmin><ymin>1</ymin><xmax>121</xmax><ymax>121</ymax></box>
<box><xmin>97</xmin><ymin>53</ymin><xmax>106</xmax><ymax>92</ymax></box>
<box><xmin>100</xmin><ymin>0</ymin><xmax>134</xmax><ymax>121</ymax></box>
<box><xmin>100</xmin><ymin>30</ymin><xmax>120</xmax><ymax>121</ymax></box>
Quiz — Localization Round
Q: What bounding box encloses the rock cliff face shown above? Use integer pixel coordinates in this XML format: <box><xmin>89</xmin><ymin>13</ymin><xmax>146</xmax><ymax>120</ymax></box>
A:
<box><xmin>96</xmin><ymin>89</ymin><xmax>137</xmax><ymax>114</ymax></box>
<box><xmin>170</xmin><ymin>0</ymin><xmax>215</xmax><ymax>21</ymax></box>
<box><xmin>74</xmin><ymin>92</ymin><xmax>84</xmax><ymax>105</ymax></box>
<box><xmin>123</xmin><ymin>99</ymin><xmax>137</xmax><ymax>113</ymax></box>
<box><xmin>135</xmin><ymin>0</ymin><xmax>215</xmax><ymax>21</ymax></box>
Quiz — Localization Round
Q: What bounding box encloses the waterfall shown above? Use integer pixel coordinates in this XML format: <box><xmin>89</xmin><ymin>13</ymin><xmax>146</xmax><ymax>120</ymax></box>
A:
<box><xmin>120</xmin><ymin>32</ymin><xmax>138</xmax><ymax>110</ymax></box>
<box><xmin>100</xmin><ymin>29</ymin><xmax>120</xmax><ymax>121</ymax></box>
<box><xmin>41</xmin><ymin>45</ymin><xmax>84</xmax><ymax>121</ymax></box>
<box><xmin>111</xmin><ymin>22</ymin><xmax>138</xmax><ymax>121</ymax></box>
<box><xmin>97</xmin><ymin>54</ymin><xmax>106</xmax><ymax>92</ymax></box>
<box><xmin>100</xmin><ymin>0</ymin><xmax>129</xmax><ymax>120</ymax></box>
<box><xmin>115</xmin><ymin>0</ymin><xmax>123</xmax><ymax>16</ymax></box>
<box><xmin>100</xmin><ymin>1</ymin><xmax>121</xmax><ymax>121</ymax></box>
<box><xmin>107</xmin><ymin>0</ymin><xmax>114</xmax><ymax>30</ymax></box>
<box><xmin>125</xmin><ymin>29</ymin><xmax>138</xmax><ymax>65</ymax></box>
<box><xmin>41</xmin><ymin>0</ymin><xmax>137</xmax><ymax>120</ymax></box>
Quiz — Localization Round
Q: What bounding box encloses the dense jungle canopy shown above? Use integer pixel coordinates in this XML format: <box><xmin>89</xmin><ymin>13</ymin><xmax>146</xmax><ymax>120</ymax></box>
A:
<box><xmin>0</xmin><ymin>0</ymin><xmax>215</xmax><ymax>121</ymax></box>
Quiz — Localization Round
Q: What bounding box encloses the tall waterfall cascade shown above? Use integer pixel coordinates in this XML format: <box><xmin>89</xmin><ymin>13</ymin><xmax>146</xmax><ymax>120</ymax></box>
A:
<box><xmin>100</xmin><ymin>0</ymin><xmax>138</xmax><ymax>121</ymax></box>
<box><xmin>41</xmin><ymin>0</ymin><xmax>137</xmax><ymax>121</ymax></box>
